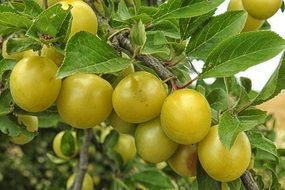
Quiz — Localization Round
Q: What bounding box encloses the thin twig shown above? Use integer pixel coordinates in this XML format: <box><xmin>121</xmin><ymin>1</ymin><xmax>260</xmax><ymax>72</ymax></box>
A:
<box><xmin>176</xmin><ymin>76</ymin><xmax>198</xmax><ymax>89</ymax></box>
<box><xmin>241</xmin><ymin>170</ymin><xmax>259</xmax><ymax>190</ymax></box>
<box><xmin>69</xmin><ymin>129</ymin><xmax>93</xmax><ymax>190</ymax></box>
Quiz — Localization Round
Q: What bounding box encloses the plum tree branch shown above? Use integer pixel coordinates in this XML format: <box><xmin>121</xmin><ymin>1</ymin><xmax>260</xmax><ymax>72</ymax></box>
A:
<box><xmin>241</xmin><ymin>170</ymin><xmax>259</xmax><ymax>190</ymax></box>
<box><xmin>69</xmin><ymin>128</ymin><xmax>93</xmax><ymax>190</ymax></box>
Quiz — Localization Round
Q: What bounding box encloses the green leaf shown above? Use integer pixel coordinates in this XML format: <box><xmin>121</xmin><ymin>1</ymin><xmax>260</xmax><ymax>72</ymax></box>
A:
<box><xmin>247</xmin><ymin>129</ymin><xmax>279</xmax><ymax>161</ymax></box>
<box><xmin>206</xmin><ymin>88</ymin><xmax>228</xmax><ymax>111</ymax></box>
<box><xmin>0</xmin><ymin>115</ymin><xmax>36</xmax><ymax>137</ymax></box>
<box><xmin>227</xmin><ymin>179</ymin><xmax>242</xmax><ymax>190</ymax></box>
<box><xmin>150</xmin><ymin>20</ymin><xmax>180</xmax><ymax>39</ymax></box>
<box><xmin>60</xmin><ymin>131</ymin><xmax>76</xmax><ymax>157</ymax></box>
<box><xmin>269</xmin><ymin>170</ymin><xmax>281</xmax><ymax>190</ymax></box>
<box><xmin>6</xmin><ymin>37</ymin><xmax>42</xmax><ymax>54</ymax></box>
<box><xmin>0</xmin><ymin>3</ymin><xmax>17</xmax><ymax>13</ymax></box>
<box><xmin>57</xmin><ymin>32</ymin><xmax>131</xmax><ymax>78</ymax></box>
<box><xmin>38</xmin><ymin>114</ymin><xmax>61</xmax><ymax>128</ymax></box>
<box><xmin>133</xmin><ymin>0</ymin><xmax>141</xmax><ymax>14</ymax></box>
<box><xmin>153</xmin><ymin>0</ymin><xmax>223</xmax><ymax>22</ymax></box>
<box><xmin>47</xmin><ymin>153</ymin><xmax>67</xmax><ymax>164</ymax></box>
<box><xmin>253</xmin><ymin>52</ymin><xmax>285</xmax><ymax>105</ymax></box>
<box><xmin>187</xmin><ymin>11</ymin><xmax>247</xmax><ymax>60</ymax></box>
<box><xmin>240</xmin><ymin>77</ymin><xmax>252</xmax><ymax>93</ymax></box>
<box><xmin>197</xmin><ymin>161</ymin><xmax>220</xmax><ymax>189</ymax></box>
<box><xmin>13</xmin><ymin>105</ymin><xmax>58</xmax><ymax>117</ymax></box>
<box><xmin>0</xmin><ymin>115</ymin><xmax>20</xmax><ymax>136</ymax></box>
<box><xmin>0</xmin><ymin>12</ymin><xmax>32</xmax><ymax>34</ymax></box>
<box><xmin>139</xmin><ymin>6</ymin><xmax>158</xmax><ymax>17</ymax></box>
<box><xmin>21</xmin><ymin>0</ymin><xmax>44</xmax><ymax>17</ymax></box>
<box><xmin>0</xmin><ymin>90</ymin><xmax>13</xmax><ymax>116</ymax></box>
<box><xmin>200</xmin><ymin>31</ymin><xmax>285</xmax><ymax>79</ymax></box>
<box><xmin>115</xmin><ymin>0</ymin><xmax>133</xmax><ymax>21</ymax></box>
<box><xmin>27</xmin><ymin>4</ymin><xmax>71</xmax><ymax>42</ymax></box>
<box><xmin>218</xmin><ymin>109</ymin><xmax>267</xmax><ymax>149</ymax></box>
<box><xmin>131</xmin><ymin>169</ymin><xmax>175</xmax><ymax>189</ymax></box>
<box><xmin>141</xmin><ymin>31</ymin><xmax>170</xmax><ymax>59</ymax></box>
<box><xmin>130</xmin><ymin>20</ymin><xmax>146</xmax><ymax>48</ymax></box>
<box><xmin>0</xmin><ymin>59</ymin><xmax>17</xmax><ymax>79</ymax></box>
<box><xmin>104</xmin><ymin>130</ymin><xmax>119</xmax><ymax>149</ymax></box>
<box><xmin>179</xmin><ymin>10</ymin><xmax>214</xmax><ymax>40</ymax></box>
<box><xmin>170</xmin><ymin>63</ymin><xmax>191</xmax><ymax>84</ymax></box>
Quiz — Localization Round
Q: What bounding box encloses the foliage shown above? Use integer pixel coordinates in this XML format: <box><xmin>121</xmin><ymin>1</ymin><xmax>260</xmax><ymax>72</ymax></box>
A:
<box><xmin>0</xmin><ymin>0</ymin><xmax>285</xmax><ymax>189</ymax></box>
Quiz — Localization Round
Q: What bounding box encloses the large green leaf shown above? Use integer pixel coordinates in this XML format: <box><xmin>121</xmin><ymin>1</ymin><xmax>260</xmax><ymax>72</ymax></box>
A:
<box><xmin>57</xmin><ymin>32</ymin><xmax>131</xmax><ymax>78</ymax></box>
<box><xmin>153</xmin><ymin>0</ymin><xmax>223</xmax><ymax>22</ymax></box>
<box><xmin>187</xmin><ymin>11</ymin><xmax>247</xmax><ymax>60</ymax></box>
<box><xmin>218</xmin><ymin>109</ymin><xmax>267</xmax><ymax>149</ymax></box>
<box><xmin>179</xmin><ymin>10</ymin><xmax>214</xmax><ymax>40</ymax></box>
<box><xmin>200</xmin><ymin>31</ymin><xmax>285</xmax><ymax>79</ymax></box>
<box><xmin>27</xmin><ymin>4</ymin><xmax>71</xmax><ymax>42</ymax></box>
<box><xmin>0</xmin><ymin>12</ymin><xmax>32</xmax><ymax>34</ymax></box>
<box><xmin>253</xmin><ymin>52</ymin><xmax>285</xmax><ymax>105</ymax></box>
<box><xmin>247</xmin><ymin>129</ymin><xmax>278</xmax><ymax>161</ymax></box>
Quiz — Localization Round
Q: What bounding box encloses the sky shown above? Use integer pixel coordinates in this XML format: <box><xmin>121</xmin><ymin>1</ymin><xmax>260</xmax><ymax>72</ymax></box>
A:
<box><xmin>194</xmin><ymin>0</ymin><xmax>285</xmax><ymax>91</ymax></box>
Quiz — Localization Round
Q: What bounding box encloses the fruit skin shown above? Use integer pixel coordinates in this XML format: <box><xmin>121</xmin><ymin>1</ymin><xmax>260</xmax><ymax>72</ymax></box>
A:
<box><xmin>114</xmin><ymin>133</ymin><xmax>137</xmax><ymax>163</ymax></box>
<box><xmin>57</xmin><ymin>73</ymin><xmax>113</xmax><ymax>129</ymax></box>
<box><xmin>23</xmin><ymin>45</ymin><xmax>63</xmax><ymax>66</ymax></box>
<box><xmin>2</xmin><ymin>40</ymin><xmax>24</xmax><ymax>61</ymax></box>
<box><xmin>161</xmin><ymin>89</ymin><xmax>211</xmax><ymax>145</ymax></box>
<box><xmin>66</xmin><ymin>173</ymin><xmax>93</xmax><ymax>190</ymax></box>
<box><xmin>41</xmin><ymin>45</ymin><xmax>64</xmax><ymax>66</ymax></box>
<box><xmin>168</xmin><ymin>144</ymin><xmax>197</xmax><ymax>177</ymax></box>
<box><xmin>10</xmin><ymin>56</ymin><xmax>61</xmax><ymax>112</ymax></box>
<box><xmin>108</xmin><ymin>111</ymin><xmax>136</xmax><ymax>134</ymax></box>
<box><xmin>52</xmin><ymin>131</ymin><xmax>77</xmax><ymax>159</ymax></box>
<box><xmin>135</xmin><ymin>118</ymin><xmax>178</xmax><ymax>163</ymax></box>
<box><xmin>242</xmin><ymin>0</ymin><xmax>282</xmax><ymax>20</ymax></box>
<box><xmin>242</xmin><ymin>15</ymin><xmax>265</xmax><ymax>32</ymax></box>
<box><xmin>228</xmin><ymin>0</ymin><xmax>264</xmax><ymax>32</ymax></box>
<box><xmin>61</xmin><ymin>0</ymin><xmax>98</xmax><ymax>37</ymax></box>
<box><xmin>198</xmin><ymin>126</ymin><xmax>251</xmax><ymax>182</ymax></box>
<box><xmin>112</xmin><ymin>71</ymin><xmax>167</xmax><ymax>123</ymax></box>
<box><xmin>10</xmin><ymin>115</ymin><xmax>38</xmax><ymax>145</ymax></box>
